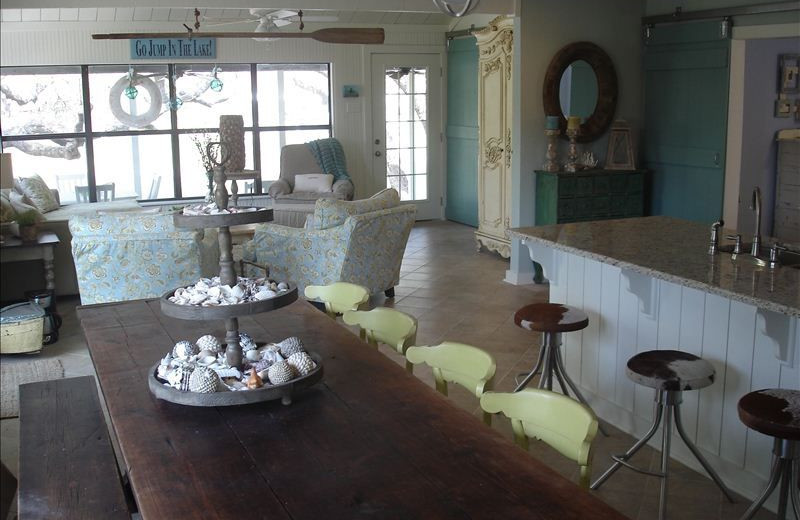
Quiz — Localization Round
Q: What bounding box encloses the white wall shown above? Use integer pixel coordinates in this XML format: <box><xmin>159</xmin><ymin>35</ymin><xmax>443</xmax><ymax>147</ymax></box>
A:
<box><xmin>0</xmin><ymin>20</ymin><xmax>448</xmax><ymax>199</ymax></box>
<box><xmin>506</xmin><ymin>0</ymin><xmax>644</xmax><ymax>284</ymax></box>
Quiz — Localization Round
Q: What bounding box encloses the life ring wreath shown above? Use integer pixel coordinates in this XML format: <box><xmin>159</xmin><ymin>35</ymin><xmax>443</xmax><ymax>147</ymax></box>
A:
<box><xmin>109</xmin><ymin>74</ymin><xmax>163</xmax><ymax>128</ymax></box>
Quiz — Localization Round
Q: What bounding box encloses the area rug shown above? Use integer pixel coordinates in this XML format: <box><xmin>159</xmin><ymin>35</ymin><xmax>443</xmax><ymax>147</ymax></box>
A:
<box><xmin>0</xmin><ymin>359</ymin><xmax>64</xmax><ymax>418</ymax></box>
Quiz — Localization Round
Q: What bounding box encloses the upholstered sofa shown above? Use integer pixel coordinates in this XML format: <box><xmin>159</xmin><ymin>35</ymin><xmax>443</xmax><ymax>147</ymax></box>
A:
<box><xmin>69</xmin><ymin>212</ymin><xmax>219</xmax><ymax>304</ymax></box>
<box><xmin>243</xmin><ymin>189</ymin><xmax>415</xmax><ymax>296</ymax></box>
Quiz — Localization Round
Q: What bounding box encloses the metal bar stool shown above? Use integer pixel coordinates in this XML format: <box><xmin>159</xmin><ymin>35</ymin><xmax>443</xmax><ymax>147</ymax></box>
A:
<box><xmin>737</xmin><ymin>389</ymin><xmax>800</xmax><ymax>520</ymax></box>
<box><xmin>513</xmin><ymin>302</ymin><xmax>608</xmax><ymax>436</ymax></box>
<box><xmin>590</xmin><ymin>350</ymin><xmax>734</xmax><ymax>520</ymax></box>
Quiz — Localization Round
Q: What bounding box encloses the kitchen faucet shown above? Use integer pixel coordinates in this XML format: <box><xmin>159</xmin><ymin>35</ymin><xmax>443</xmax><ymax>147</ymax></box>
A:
<box><xmin>750</xmin><ymin>187</ymin><xmax>761</xmax><ymax>257</ymax></box>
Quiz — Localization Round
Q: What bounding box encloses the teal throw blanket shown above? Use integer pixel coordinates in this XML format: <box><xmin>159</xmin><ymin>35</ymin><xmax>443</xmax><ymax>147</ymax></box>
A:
<box><xmin>307</xmin><ymin>138</ymin><xmax>350</xmax><ymax>181</ymax></box>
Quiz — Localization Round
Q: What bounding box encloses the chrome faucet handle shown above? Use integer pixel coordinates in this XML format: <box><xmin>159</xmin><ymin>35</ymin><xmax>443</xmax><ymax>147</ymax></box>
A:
<box><xmin>725</xmin><ymin>234</ymin><xmax>743</xmax><ymax>254</ymax></box>
<box><xmin>768</xmin><ymin>243</ymin><xmax>787</xmax><ymax>268</ymax></box>
<box><xmin>708</xmin><ymin>220</ymin><xmax>724</xmax><ymax>255</ymax></box>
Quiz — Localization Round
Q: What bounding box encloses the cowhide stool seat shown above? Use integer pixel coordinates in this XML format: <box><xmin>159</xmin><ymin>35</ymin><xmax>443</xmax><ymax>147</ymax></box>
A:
<box><xmin>737</xmin><ymin>389</ymin><xmax>800</xmax><ymax>520</ymax></box>
<box><xmin>591</xmin><ymin>350</ymin><xmax>734</xmax><ymax>520</ymax></box>
<box><xmin>513</xmin><ymin>303</ymin><xmax>607</xmax><ymax>436</ymax></box>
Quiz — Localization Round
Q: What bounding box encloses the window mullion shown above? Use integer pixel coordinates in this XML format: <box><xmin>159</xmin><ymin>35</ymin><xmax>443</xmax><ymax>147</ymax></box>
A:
<box><xmin>250</xmin><ymin>63</ymin><xmax>262</xmax><ymax>195</ymax></box>
<box><xmin>81</xmin><ymin>65</ymin><xmax>97</xmax><ymax>203</ymax></box>
<box><xmin>168</xmin><ymin>64</ymin><xmax>181</xmax><ymax>199</ymax></box>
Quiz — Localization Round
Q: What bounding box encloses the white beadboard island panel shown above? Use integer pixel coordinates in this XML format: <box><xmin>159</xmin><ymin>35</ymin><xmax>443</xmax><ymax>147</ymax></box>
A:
<box><xmin>510</xmin><ymin>217</ymin><xmax>800</xmax><ymax>508</ymax></box>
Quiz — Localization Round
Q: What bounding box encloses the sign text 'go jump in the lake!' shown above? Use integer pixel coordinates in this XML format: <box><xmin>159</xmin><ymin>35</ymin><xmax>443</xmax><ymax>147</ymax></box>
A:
<box><xmin>130</xmin><ymin>38</ymin><xmax>216</xmax><ymax>59</ymax></box>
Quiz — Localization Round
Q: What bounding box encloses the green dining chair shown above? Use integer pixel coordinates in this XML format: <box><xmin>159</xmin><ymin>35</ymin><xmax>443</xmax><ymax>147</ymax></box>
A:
<box><xmin>343</xmin><ymin>307</ymin><xmax>418</xmax><ymax>373</ymax></box>
<box><xmin>480</xmin><ymin>389</ymin><xmax>599</xmax><ymax>488</ymax></box>
<box><xmin>406</xmin><ymin>342</ymin><xmax>497</xmax><ymax>425</ymax></box>
<box><xmin>304</xmin><ymin>282</ymin><xmax>370</xmax><ymax>318</ymax></box>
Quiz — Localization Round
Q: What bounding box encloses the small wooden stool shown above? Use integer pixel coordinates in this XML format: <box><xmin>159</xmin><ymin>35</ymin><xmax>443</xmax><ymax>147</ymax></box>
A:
<box><xmin>513</xmin><ymin>303</ymin><xmax>607</xmax><ymax>435</ymax></box>
<box><xmin>591</xmin><ymin>350</ymin><xmax>734</xmax><ymax>520</ymax></box>
<box><xmin>737</xmin><ymin>389</ymin><xmax>800</xmax><ymax>520</ymax></box>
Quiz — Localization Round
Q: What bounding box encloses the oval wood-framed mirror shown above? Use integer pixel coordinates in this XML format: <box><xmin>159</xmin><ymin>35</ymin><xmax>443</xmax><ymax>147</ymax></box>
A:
<box><xmin>543</xmin><ymin>41</ymin><xmax>618</xmax><ymax>143</ymax></box>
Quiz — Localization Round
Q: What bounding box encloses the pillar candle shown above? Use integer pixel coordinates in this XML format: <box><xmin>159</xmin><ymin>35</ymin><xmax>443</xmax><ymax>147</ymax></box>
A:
<box><xmin>567</xmin><ymin>116</ymin><xmax>581</xmax><ymax>131</ymax></box>
<box><xmin>545</xmin><ymin>116</ymin><xmax>560</xmax><ymax>130</ymax></box>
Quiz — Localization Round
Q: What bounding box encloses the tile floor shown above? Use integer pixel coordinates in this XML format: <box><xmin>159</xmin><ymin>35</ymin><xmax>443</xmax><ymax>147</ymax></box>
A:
<box><xmin>0</xmin><ymin>220</ymin><xmax>777</xmax><ymax>520</ymax></box>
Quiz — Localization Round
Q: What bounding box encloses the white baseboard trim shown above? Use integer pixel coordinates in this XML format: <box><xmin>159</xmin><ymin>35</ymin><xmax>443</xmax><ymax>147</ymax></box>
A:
<box><xmin>504</xmin><ymin>268</ymin><xmax>536</xmax><ymax>285</ymax></box>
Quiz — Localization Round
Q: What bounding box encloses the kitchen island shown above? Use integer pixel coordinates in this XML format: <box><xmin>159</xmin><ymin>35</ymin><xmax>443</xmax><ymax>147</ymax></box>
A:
<box><xmin>509</xmin><ymin>216</ymin><xmax>799</xmax><ymax>506</ymax></box>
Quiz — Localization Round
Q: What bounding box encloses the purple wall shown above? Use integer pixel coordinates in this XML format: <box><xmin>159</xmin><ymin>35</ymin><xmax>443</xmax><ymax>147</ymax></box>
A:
<box><xmin>737</xmin><ymin>37</ymin><xmax>800</xmax><ymax>236</ymax></box>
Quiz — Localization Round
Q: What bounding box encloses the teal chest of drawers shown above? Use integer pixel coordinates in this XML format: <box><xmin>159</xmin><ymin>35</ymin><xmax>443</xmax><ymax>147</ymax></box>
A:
<box><xmin>535</xmin><ymin>169</ymin><xmax>647</xmax><ymax>225</ymax></box>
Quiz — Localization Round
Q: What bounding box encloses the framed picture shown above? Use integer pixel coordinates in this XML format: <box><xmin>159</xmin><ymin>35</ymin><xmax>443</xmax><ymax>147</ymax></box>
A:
<box><xmin>605</xmin><ymin>120</ymin><xmax>636</xmax><ymax>170</ymax></box>
<box><xmin>779</xmin><ymin>54</ymin><xmax>799</xmax><ymax>94</ymax></box>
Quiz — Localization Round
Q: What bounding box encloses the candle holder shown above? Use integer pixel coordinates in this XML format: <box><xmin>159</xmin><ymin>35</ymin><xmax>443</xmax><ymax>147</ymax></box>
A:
<box><xmin>543</xmin><ymin>128</ymin><xmax>560</xmax><ymax>172</ymax></box>
<box><xmin>565</xmin><ymin>128</ymin><xmax>580</xmax><ymax>172</ymax></box>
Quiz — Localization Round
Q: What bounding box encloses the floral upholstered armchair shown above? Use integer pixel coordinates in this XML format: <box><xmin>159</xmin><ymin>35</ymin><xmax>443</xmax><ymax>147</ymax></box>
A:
<box><xmin>69</xmin><ymin>212</ymin><xmax>219</xmax><ymax>304</ymax></box>
<box><xmin>242</xmin><ymin>189</ymin><xmax>415</xmax><ymax>296</ymax></box>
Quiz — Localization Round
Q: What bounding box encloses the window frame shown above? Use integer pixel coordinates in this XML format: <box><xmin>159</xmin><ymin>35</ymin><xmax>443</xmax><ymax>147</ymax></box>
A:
<box><xmin>0</xmin><ymin>62</ymin><xmax>332</xmax><ymax>203</ymax></box>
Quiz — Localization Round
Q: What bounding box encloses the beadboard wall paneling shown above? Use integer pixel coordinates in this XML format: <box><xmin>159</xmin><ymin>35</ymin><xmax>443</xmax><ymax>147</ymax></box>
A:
<box><xmin>0</xmin><ymin>22</ymin><xmax>446</xmax><ymax>199</ymax></box>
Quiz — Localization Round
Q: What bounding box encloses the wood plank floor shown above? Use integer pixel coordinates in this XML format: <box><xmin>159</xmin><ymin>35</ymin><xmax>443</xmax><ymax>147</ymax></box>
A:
<box><xmin>0</xmin><ymin>220</ymin><xmax>776</xmax><ymax>520</ymax></box>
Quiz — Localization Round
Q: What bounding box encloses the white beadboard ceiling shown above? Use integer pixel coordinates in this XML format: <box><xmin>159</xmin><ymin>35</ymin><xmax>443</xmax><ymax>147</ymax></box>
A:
<box><xmin>0</xmin><ymin>7</ymin><xmax>460</xmax><ymax>24</ymax></box>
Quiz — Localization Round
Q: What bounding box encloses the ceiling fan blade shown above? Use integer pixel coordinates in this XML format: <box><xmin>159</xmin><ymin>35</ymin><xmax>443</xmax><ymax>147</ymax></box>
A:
<box><xmin>272</xmin><ymin>19</ymin><xmax>293</xmax><ymax>28</ymax></box>
<box><xmin>92</xmin><ymin>28</ymin><xmax>386</xmax><ymax>45</ymax></box>
<box><xmin>206</xmin><ymin>19</ymin><xmax>258</xmax><ymax>27</ymax></box>
<box><xmin>296</xmin><ymin>16</ymin><xmax>339</xmax><ymax>22</ymax></box>
<box><xmin>269</xmin><ymin>9</ymin><xmax>297</xmax><ymax>19</ymax></box>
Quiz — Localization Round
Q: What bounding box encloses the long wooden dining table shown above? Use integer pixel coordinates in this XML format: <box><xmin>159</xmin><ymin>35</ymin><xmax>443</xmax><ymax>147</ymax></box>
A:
<box><xmin>78</xmin><ymin>298</ymin><xmax>627</xmax><ymax>519</ymax></box>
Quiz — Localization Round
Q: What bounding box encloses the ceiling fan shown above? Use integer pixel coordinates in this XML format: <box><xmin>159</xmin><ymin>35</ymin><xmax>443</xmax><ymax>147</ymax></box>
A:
<box><xmin>205</xmin><ymin>8</ymin><xmax>339</xmax><ymax>41</ymax></box>
<box><xmin>92</xmin><ymin>8</ymin><xmax>384</xmax><ymax>45</ymax></box>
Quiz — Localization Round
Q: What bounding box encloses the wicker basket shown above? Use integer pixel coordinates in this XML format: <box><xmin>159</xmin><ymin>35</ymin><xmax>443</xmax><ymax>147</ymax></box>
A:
<box><xmin>0</xmin><ymin>302</ymin><xmax>44</xmax><ymax>354</ymax></box>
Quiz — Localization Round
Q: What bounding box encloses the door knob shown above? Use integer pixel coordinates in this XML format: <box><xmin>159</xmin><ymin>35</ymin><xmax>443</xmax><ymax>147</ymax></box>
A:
<box><xmin>374</xmin><ymin>151</ymin><xmax>382</xmax><ymax>157</ymax></box>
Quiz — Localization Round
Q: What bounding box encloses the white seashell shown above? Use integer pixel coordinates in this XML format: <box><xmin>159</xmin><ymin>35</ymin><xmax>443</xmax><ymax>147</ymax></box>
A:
<box><xmin>189</xmin><ymin>293</ymin><xmax>207</xmax><ymax>305</ymax></box>
<box><xmin>197</xmin><ymin>335</ymin><xmax>223</xmax><ymax>354</ymax></box>
<box><xmin>268</xmin><ymin>360</ymin><xmax>296</xmax><ymax>385</ymax></box>
<box><xmin>254</xmin><ymin>289</ymin><xmax>277</xmax><ymax>301</ymax></box>
<box><xmin>198</xmin><ymin>355</ymin><xmax>217</xmax><ymax>365</ymax></box>
<box><xmin>287</xmin><ymin>352</ymin><xmax>316</xmax><ymax>376</ymax></box>
<box><xmin>174</xmin><ymin>287</ymin><xmax>186</xmax><ymax>298</ymax></box>
<box><xmin>172</xmin><ymin>340</ymin><xmax>198</xmax><ymax>358</ymax></box>
<box><xmin>188</xmin><ymin>366</ymin><xmax>220</xmax><ymax>393</ymax></box>
<box><xmin>230</xmin><ymin>284</ymin><xmax>245</xmax><ymax>299</ymax></box>
<box><xmin>220</xmin><ymin>285</ymin><xmax>232</xmax><ymax>298</ymax></box>
<box><xmin>207</xmin><ymin>286</ymin><xmax>222</xmax><ymax>299</ymax></box>
<box><xmin>257</xmin><ymin>369</ymin><xmax>270</xmax><ymax>380</ymax></box>
<box><xmin>201</xmin><ymin>299</ymin><xmax>220</xmax><ymax>307</ymax></box>
<box><xmin>245</xmin><ymin>350</ymin><xmax>260</xmax><ymax>362</ymax></box>
<box><xmin>214</xmin><ymin>367</ymin><xmax>242</xmax><ymax>379</ymax></box>
<box><xmin>156</xmin><ymin>364</ymin><xmax>170</xmax><ymax>379</ymax></box>
<box><xmin>277</xmin><ymin>282</ymin><xmax>289</xmax><ymax>291</ymax></box>
<box><xmin>261</xmin><ymin>345</ymin><xmax>284</xmax><ymax>364</ymax></box>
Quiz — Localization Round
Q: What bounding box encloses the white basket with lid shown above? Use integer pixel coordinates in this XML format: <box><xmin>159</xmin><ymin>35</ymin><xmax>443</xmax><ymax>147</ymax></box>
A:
<box><xmin>0</xmin><ymin>302</ymin><xmax>44</xmax><ymax>354</ymax></box>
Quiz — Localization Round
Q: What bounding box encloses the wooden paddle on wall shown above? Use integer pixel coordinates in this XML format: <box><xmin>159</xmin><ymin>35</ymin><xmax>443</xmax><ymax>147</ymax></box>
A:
<box><xmin>92</xmin><ymin>28</ymin><xmax>385</xmax><ymax>45</ymax></box>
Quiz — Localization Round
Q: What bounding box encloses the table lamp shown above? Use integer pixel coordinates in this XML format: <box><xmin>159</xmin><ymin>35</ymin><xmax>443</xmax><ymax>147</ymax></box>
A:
<box><xmin>0</xmin><ymin>153</ymin><xmax>13</xmax><ymax>190</ymax></box>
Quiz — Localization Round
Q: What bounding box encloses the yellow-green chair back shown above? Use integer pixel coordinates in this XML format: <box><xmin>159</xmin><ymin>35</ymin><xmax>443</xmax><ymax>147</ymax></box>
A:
<box><xmin>304</xmin><ymin>282</ymin><xmax>370</xmax><ymax>318</ymax></box>
<box><xmin>406</xmin><ymin>342</ymin><xmax>497</xmax><ymax>425</ymax></box>
<box><xmin>480</xmin><ymin>389</ymin><xmax>598</xmax><ymax>488</ymax></box>
<box><xmin>343</xmin><ymin>307</ymin><xmax>418</xmax><ymax>372</ymax></box>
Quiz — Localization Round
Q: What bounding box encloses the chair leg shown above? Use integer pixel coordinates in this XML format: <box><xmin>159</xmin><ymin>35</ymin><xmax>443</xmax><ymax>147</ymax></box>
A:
<box><xmin>553</xmin><ymin>346</ymin><xmax>609</xmax><ymax>437</ymax></box>
<box><xmin>482</xmin><ymin>411</ymin><xmax>492</xmax><ymax>427</ymax></box>
<box><xmin>514</xmin><ymin>335</ymin><xmax>547</xmax><ymax>391</ymax></box>
<box><xmin>673</xmin><ymin>403</ymin><xmax>735</xmax><ymax>502</ymax></box>
<box><xmin>791</xmin><ymin>459</ymin><xmax>800</xmax><ymax>520</ymax></box>
<box><xmin>658</xmin><ymin>406</ymin><xmax>673</xmax><ymax>520</ymax></box>
<box><xmin>405</xmin><ymin>359</ymin><xmax>414</xmax><ymax>374</ymax></box>
<box><xmin>384</xmin><ymin>287</ymin><xmax>395</xmax><ymax>298</ymax></box>
<box><xmin>591</xmin><ymin>401</ymin><xmax>665</xmax><ymax>490</ymax></box>
<box><xmin>740</xmin><ymin>456</ymin><xmax>784</xmax><ymax>520</ymax></box>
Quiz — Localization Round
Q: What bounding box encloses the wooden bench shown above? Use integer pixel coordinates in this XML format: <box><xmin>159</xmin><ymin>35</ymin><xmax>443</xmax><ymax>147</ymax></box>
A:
<box><xmin>19</xmin><ymin>376</ymin><xmax>130</xmax><ymax>519</ymax></box>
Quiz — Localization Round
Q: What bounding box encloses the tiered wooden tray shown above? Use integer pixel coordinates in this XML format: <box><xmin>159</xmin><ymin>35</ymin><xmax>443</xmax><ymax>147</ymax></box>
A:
<box><xmin>149</xmin><ymin>154</ymin><xmax>320</xmax><ymax>407</ymax></box>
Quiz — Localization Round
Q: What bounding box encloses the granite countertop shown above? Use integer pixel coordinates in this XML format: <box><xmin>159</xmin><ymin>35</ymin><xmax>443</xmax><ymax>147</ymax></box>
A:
<box><xmin>509</xmin><ymin>216</ymin><xmax>800</xmax><ymax>318</ymax></box>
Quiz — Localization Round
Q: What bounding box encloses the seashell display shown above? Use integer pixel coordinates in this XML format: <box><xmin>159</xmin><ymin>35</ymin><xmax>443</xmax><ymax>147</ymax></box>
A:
<box><xmin>247</xmin><ymin>369</ymin><xmax>264</xmax><ymax>389</ymax></box>
<box><xmin>182</xmin><ymin>202</ymin><xmax>260</xmax><ymax>216</ymax></box>
<box><xmin>168</xmin><ymin>276</ymin><xmax>290</xmax><ymax>307</ymax></box>
<box><xmin>251</xmin><ymin>359</ymin><xmax>274</xmax><ymax>374</ymax></box>
<box><xmin>268</xmin><ymin>360</ymin><xmax>296</xmax><ymax>385</ymax></box>
<box><xmin>188</xmin><ymin>366</ymin><xmax>221</xmax><ymax>393</ymax></box>
<box><xmin>287</xmin><ymin>352</ymin><xmax>317</xmax><ymax>377</ymax></box>
<box><xmin>214</xmin><ymin>367</ymin><xmax>242</xmax><ymax>380</ymax></box>
<box><xmin>172</xmin><ymin>340</ymin><xmax>199</xmax><ymax>359</ymax></box>
<box><xmin>277</xmin><ymin>336</ymin><xmax>305</xmax><ymax>358</ymax></box>
<box><xmin>196</xmin><ymin>335</ymin><xmax>223</xmax><ymax>354</ymax></box>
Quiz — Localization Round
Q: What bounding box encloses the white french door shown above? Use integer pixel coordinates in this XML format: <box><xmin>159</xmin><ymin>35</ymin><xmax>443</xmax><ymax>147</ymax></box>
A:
<box><xmin>371</xmin><ymin>54</ymin><xmax>443</xmax><ymax>220</ymax></box>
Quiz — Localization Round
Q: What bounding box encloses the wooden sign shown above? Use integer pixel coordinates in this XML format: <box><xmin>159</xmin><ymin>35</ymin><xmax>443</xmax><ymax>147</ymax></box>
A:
<box><xmin>130</xmin><ymin>38</ymin><xmax>216</xmax><ymax>60</ymax></box>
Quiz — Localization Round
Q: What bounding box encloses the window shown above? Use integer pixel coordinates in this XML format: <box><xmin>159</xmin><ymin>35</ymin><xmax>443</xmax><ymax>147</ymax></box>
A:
<box><xmin>0</xmin><ymin>63</ymin><xmax>331</xmax><ymax>202</ymax></box>
<box><xmin>384</xmin><ymin>67</ymin><xmax>427</xmax><ymax>201</ymax></box>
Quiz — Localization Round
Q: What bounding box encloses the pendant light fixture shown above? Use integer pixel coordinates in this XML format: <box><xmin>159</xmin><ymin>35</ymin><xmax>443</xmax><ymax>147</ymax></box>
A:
<box><xmin>432</xmin><ymin>0</ymin><xmax>479</xmax><ymax>17</ymax></box>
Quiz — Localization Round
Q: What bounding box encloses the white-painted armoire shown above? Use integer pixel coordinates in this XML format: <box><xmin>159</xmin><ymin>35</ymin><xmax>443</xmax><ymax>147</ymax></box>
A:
<box><xmin>474</xmin><ymin>16</ymin><xmax>513</xmax><ymax>258</ymax></box>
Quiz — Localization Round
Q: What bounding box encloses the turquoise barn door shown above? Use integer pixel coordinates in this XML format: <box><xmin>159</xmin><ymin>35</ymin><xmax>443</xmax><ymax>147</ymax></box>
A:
<box><xmin>644</xmin><ymin>21</ymin><xmax>730</xmax><ymax>223</ymax></box>
<box><xmin>446</xmin><ymin>37</ymin><xmax>479</xmax><ymax>227</ymax></box>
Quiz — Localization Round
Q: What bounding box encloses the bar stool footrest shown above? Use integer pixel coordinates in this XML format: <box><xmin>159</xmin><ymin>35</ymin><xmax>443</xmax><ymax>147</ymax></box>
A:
<box><xmin>610</xmin><ymin>454</ymin><xmax>665</xmax><ymax>478</ymax></box>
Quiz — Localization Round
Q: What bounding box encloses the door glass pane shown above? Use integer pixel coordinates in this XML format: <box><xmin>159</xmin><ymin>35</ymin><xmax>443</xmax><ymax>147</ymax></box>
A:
<box><xmin>89</xmin><ymin>65</ymin><xmax>171</xmax><ymax>132</ymax></box>
<box><xmin>259</xmin><ymin>128</ymin><xmax>330</xmax><ymax>182</ymax></box>
<box><xmin>175</xmin><ymin>64</ymin><xmax>252</xmax><ymax>129</ymax></box>
<box><xmin>0</xmin><ymin>66</ymin><xmax>84</xmax><ymax>136</ymax></box>
<box><xmin>94</xmin><ymin>135</ymin><xmax>174</xmax><ymax>200</ymax></box>
<box><xmin>257</xmin><ymin>64</ymin><xmax>330</xmax><ymax>127</ymax></box>
<box><xmin>3</xmin><ymin>143</ymin><xmax>88</xmax><ymax>205</ymax></box>
<box><xmin>384</xmin><ymin>66</ymin><xmax>428</xmax><ymax>201</ymax></box>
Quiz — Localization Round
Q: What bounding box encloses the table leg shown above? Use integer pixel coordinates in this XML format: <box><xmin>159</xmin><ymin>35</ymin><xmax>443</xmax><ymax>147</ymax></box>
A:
<box><xmin>43</xmin><ymin>245</ymin><xmax>55</xmax><ymax>291</ymax></box>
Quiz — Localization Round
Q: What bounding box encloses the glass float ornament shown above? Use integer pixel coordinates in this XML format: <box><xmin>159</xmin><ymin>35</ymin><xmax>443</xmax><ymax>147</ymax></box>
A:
<box><xmin>210</xmin><ymin>66</ymin><xmax>223</xmax><ymax>92</ymax></box>
<box><xmin>169</xmin><ymin>97</ymin><xmax>184</xmax><ymax>110</ymax></box>
<box><xmin>124</xmin><ymin>85</ymin><xmax>139</xmax><ymax>99</ymax></box>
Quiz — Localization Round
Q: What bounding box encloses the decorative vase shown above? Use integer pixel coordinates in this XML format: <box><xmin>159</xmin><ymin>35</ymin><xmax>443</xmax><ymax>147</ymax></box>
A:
<box><xmin>19</xmin><ymin>225</ymin><xmax>38</xmax><ymax>243</ymax></box>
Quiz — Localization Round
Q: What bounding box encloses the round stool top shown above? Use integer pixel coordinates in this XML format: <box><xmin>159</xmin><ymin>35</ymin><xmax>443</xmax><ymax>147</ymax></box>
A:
<box><xmin>738</xmin><ymin>389</ymin><xmax>800</xmax><ymax>440</ymax></box>
<box><xmin>514</xmin><ymin>303</ymin><xmax>589</xmax><ymax>333</ymax></box>
<box><xmin>626</xmin><ymin>350</ymin><xmax>715</xmax><ymax>391</ymax></box>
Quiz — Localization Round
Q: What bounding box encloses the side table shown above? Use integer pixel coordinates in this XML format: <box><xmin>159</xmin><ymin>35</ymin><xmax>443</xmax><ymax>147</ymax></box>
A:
<box><xmin>0</xmin><ymin>232</ymin><xmax>59</xmax><ymax>292</ymax></box>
